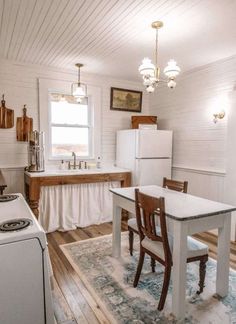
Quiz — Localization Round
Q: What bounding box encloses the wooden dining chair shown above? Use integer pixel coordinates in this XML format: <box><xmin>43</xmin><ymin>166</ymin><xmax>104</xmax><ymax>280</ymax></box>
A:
<box><xmin>128</xmin><ymin>177</ymin><xmax>188</xmax><ymax>256</ymax></box>
<box><xmin>133</xmin><ymin>189</ymin><xmax>208</xmax><ymax>311</ymax></box>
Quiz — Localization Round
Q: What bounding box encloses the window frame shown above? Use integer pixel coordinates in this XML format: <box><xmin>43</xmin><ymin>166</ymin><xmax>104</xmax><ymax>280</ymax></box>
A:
<box><xmin>48</xmin><ymin>93</ymin><xmax>93</xmax><ymax>160</ymax></box>
<box><xmin>38</xmin><ymin>78</ymin><xmax>101</xmax><ymax>164</ymax></box>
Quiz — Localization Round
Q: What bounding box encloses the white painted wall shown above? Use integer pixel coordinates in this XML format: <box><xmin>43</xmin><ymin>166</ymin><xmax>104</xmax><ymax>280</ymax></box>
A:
<box><xmin>150</xmin><ymin>56</ymin><xmax>236</xmax><ymax>199</ymax></box>
<box><xmin>150</xmin><ymin>55</ymin><xmax>236</xmax><ymax>240</ymax></box>
<box><xmin>0</xmin><ymin>59</ymin><xmax>149</xmax><ymax>193</ymax></box>
<box><xmin>1</xmin><ymin>55</ymin><xmax>236</xmax><ymax>240</ymax></box>
<box><xmin>225</xmin><ymin>89</ymin><xmax>236</xmax><ymax>240</ymax></box>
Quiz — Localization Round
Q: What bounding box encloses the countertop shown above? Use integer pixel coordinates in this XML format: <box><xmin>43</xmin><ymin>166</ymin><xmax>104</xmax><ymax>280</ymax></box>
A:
<box><xmin>25</xmin><ymin>166</ymin><xmax>131</xmax><ymax>178</ymax></box>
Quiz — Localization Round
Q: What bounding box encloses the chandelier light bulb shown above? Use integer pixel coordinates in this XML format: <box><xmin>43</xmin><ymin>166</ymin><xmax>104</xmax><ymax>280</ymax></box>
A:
<box><xmin>167</xmin><ymin>79</ymin><xmax>177</xmax><ymax>89</ymax></box>
<box><xmin>143</xmin><ymin>78</ymin><xmax>152</xmax><ymax>86</ymax></box>
<box><xmin>146</xmin><ymin>85</ymin><xmax>155</xmax><ymax>93</ymax></box>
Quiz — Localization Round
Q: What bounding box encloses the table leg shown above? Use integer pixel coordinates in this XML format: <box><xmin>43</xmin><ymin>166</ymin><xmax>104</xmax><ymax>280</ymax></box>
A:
<box><xmin>172</xmin><ymin>220</ymin><xmax>188</xmax><ymax>319</ymax></box>
<box><xmin>216</xmin><ymin>213</ymin><xmax>231</xmax><ymax>296</ymax></box>
<box><xmin>112</xmin><ymin>198</ymin><xmax>122</xmax><ymax>258</ymax></box>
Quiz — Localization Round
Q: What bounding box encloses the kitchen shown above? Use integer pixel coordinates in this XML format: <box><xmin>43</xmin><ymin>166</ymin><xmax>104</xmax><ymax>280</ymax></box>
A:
<box><xmin>0</xmin><ymin>0</ymin><xmax>236</xmax><ymax>323</ymax></box>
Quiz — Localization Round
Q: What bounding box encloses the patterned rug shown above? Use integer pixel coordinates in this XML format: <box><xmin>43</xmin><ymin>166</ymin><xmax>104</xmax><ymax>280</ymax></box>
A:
<box><xmin>60</xmin><ymin>232</ymin><xmax>236</xmax><ymax>324</ymax></box>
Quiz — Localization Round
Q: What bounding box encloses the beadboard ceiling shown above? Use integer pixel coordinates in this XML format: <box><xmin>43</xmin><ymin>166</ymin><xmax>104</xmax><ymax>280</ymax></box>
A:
<box><xmin>0</xmin><ymin>0</ymin><xmax>235</xmax><ymax>80</ymax></box>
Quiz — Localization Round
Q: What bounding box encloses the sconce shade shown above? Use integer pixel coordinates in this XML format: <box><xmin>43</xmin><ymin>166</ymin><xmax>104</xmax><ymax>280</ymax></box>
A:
<box><xmin>213</xmin><ymin>111</ymin><xmax>225</xmax><ymax>123</ymax></box>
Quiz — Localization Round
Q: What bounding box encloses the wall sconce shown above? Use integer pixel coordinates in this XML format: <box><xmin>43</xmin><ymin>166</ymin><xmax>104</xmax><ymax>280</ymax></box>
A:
<box><xmin>213</xmin><ymin>111</ymin><xmax>225</xmax><ymax>123</ymax></box>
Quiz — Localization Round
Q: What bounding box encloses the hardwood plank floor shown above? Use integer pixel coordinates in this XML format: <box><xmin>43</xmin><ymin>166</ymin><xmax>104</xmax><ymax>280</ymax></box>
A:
<box><xmin>47</xmin><ymin>222</ymin><xmax>236</xmax><ymax>324</ymax></box>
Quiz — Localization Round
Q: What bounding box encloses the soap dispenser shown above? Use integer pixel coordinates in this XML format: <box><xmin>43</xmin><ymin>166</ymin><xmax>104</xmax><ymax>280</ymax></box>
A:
<box><xmin>59</xmin><ymin>160</ymin><xmax>66</xmax><ymax>170</ymax></box>
<box><xmin>96</xmin><ymin>157</ymin><xmax>102</xmax><ymax>169</ymax></box>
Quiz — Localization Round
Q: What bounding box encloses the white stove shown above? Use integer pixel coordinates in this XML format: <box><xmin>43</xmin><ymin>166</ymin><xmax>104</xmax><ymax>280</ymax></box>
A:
<box><xmin>0</xmin><ymin>193</ymin><xmax>54</xmax><ymax>324</ymax></box>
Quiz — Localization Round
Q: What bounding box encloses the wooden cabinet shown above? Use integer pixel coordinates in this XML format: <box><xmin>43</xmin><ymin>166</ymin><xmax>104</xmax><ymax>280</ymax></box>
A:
<box><xmin>131</xmin><ymin>115</ymin><xmax>157</xmax><ymax>129</ymax></box>
<box><xmin>0</xmin><ymin>170</ymin><xmax>7</xmax><ymax>194</ymax></box>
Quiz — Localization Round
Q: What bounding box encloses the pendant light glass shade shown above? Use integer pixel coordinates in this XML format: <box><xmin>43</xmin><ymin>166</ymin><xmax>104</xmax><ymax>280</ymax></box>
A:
<box><xmin>71</xmin><ymin>63</ymin><xmax>87</xmax><ymax>101</ymax></box>
<box><xmin>71</xmin><ymin>83</ymin><xmax>87</xmax><ymax>97</ymax></box>
<box><xmin>163</xmin><ymin>59</ymin><xmax>180</xmax><ymax>78</ymax></box>
<box><xmin>139</xmin><ymin>58</ymin><xmax>155</xmax><ymax>77</ymax></box>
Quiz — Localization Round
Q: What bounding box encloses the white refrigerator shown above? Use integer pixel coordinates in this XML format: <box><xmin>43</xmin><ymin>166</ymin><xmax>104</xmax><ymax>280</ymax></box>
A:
<box><xmin>116</xmin><ymin>129</ymin><xmax>173</xmax><ymax>186</ymax></box>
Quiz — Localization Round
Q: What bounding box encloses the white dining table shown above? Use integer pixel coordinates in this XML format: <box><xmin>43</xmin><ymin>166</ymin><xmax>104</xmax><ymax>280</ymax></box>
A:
<box><xmin>110</xmin><ymin>185</ymin><xmax>236</xmax><ymax>319</ymax></box>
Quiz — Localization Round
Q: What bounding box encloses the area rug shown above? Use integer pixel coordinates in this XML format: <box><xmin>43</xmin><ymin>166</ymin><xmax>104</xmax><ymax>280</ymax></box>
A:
<box><xmin>60</xmin><ymin>233</ymin><xmax>236</xmax><ymax>324</ymax></box>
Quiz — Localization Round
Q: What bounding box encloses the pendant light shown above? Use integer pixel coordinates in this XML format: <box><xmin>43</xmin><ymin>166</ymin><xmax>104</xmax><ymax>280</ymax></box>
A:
<box><xmin>71</xmin><ymin>63</ymin><xmax>87</xmax><ymax>102</ymax></box>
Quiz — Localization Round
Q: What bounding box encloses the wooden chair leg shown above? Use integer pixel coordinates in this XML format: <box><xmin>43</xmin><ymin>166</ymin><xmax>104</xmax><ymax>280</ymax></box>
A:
<box><xmin>151</xmin><ymin>257</ymin><xmax>156</xmax><ymax>273</ymax></box>
<box><xmin>197</xmin><ymin>255</ymin><xmax>208</xmax><ymax>294</ymax></box>
<box><xmin>133</xmin><ymin>249</ymin><xmax>145</xmax><ymax>287</ymax></box>
<box><xmin>129</xmin><ymin>229</ymin><xmax>134</xmax><ymax>256</ymax></box>
<box><xmin>158</xmin><ymin>265</ymin><xmax>171</xmax><ymax>311</ymax></box>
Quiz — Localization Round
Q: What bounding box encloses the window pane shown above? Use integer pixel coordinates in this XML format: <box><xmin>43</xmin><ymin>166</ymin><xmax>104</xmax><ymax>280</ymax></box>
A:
<box><xmin>51</xmin><ymin>101</ymin><xmax>88</xmax><ymax>125</ymax></box>
<box><xmin>51</xmin><ymin>127</ymin><xmax>89</xmax><ymax>157</ymax></box>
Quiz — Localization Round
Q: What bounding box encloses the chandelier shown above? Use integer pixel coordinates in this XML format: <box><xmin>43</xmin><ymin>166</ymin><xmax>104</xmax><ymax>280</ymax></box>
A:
<box><xmin>71</xmin><ymin>63</ymin><xmax>87</xmax><ymax>102</ymax></box>
<box><xmin>139</xmin><ymin>21</ymin><xmax>180</xmax><ymax>93</ymax></box>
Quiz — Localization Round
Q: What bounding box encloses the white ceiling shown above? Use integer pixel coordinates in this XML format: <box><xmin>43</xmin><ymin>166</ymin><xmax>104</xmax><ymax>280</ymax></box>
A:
<box><xmin>0</xmin><ymin>0</ymin><xmax>235</xmax><ymax>80</ymax></box>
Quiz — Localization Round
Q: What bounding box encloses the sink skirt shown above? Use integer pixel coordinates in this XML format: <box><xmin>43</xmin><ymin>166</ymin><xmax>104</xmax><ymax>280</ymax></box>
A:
<box><xmin>38</xmin><ymin>181</ymin><xmax>120</xmax><ymax>232</ymax></box>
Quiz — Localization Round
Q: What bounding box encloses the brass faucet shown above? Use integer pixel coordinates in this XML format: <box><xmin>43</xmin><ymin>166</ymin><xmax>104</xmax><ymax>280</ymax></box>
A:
<box><xmin>72</xmin><ymin>152</ymin><xmax>77</xmax><ymax>169</ymax></box>
<box><xmin>67</xmin><ymin>152</ymin><xmax>88</xmax><ymax>170</ymax></box>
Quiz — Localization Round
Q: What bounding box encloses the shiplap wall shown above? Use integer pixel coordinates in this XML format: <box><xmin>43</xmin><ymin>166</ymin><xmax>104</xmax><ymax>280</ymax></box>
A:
<box><xmin>0</xmin><ymin>58</ymin><xmax>149</xmax><ymax>193</ymax></box>
<box><xmin>150</xmin><ymin>55</ymin><xmax>236</xmax><ymax>202</ymax></box>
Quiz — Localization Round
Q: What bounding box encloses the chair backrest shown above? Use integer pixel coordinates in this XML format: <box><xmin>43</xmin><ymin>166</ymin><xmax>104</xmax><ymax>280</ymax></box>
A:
<box><xmin>135</xmin><ymin>188</ymin><xmax>171</xmax><ymax>260</ymax></box>
<box><xmin>163</xmin><ymin>177</ymin><xmax>188</xmax><ymax>193</ymax></box>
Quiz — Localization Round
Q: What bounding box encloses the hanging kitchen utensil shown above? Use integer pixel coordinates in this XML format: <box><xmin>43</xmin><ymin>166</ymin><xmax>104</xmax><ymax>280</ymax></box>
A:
<box><xmin>0</xmin><ymin>95</ymin><xmax>14</xmax><ymax>128</ymax></box>
<box><xmin>16</xmin><ymin>104</ymin><xmax>33</xmax><ymax>141</ymax></box>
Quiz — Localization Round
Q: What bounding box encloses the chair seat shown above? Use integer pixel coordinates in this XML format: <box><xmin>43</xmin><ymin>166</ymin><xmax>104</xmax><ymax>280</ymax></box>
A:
<box><xmin>128</xmin><ymin>218</ymin><xmax>208</xmax><ymax>259</ymax></box>
<box><xmin>128</xmin><ymin>218</ymin><xmax>139</xmax><ymax>231</ymax></box>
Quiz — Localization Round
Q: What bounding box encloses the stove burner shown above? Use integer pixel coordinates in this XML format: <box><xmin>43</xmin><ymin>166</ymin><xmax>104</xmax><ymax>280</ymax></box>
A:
<box><xmin>0</xmin><ymin>195</ymin><xmax>18</xmax><ymax>202</ymax></box>
<box><xmin>0</xmin><ymin>218</ymin><xmax>32</xmax><ymax>232</ymax></box>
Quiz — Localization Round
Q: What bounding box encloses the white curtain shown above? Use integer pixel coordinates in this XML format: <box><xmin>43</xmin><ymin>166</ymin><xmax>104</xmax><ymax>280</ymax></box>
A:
<box><xmin>38</xmin><ymin>181</ymin><xmax>120</xmax><ymax>233</ymax></box>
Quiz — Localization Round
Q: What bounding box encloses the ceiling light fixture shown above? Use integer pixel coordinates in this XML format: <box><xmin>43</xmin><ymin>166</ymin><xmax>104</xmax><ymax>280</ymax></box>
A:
<box><xmin>71</xmin><ymin>63</ymin><xmax>87</xmax><ymax>103</ymax></box>
<box><xmin>139</xmin><ymin>21</ymin><xmax>180</xmax><ymax>93</ymax></box>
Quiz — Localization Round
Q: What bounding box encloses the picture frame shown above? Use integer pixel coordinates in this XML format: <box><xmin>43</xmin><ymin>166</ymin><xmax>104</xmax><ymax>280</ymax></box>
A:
<box><xmin>110</xmin><ymin>87</ymin><xmax>142</xmax><ymax>112</ymax></box>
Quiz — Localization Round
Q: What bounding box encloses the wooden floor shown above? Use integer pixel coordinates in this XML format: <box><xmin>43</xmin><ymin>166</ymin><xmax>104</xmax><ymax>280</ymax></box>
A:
<box><xmin>47</xmin><ymin>222</ymin><xmax>236</xmax><ymax>324</ymax></box>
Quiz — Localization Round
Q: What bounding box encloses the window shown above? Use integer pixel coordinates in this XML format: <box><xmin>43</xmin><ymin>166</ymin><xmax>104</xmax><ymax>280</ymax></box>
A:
<box><xmin>39</xmin><ymin>79</ymin><xmax>101</xmax><ymax>163</ymax></box>
<box><xmin>49</xmin><ymin>93</ymin><xmax>92</xmax><ymax>158</ymax></box>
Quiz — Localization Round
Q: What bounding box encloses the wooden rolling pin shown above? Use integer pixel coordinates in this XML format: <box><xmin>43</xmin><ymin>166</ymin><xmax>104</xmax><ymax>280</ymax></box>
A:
<box><xmin>0</xmin><ymin>94</ymin><xmax>14</xmax><ymax>128</ymax></box>
<box><xmin>16</xmin><ymin>104</ymin><xmax>33</xmax><ymax>141</ymax></box>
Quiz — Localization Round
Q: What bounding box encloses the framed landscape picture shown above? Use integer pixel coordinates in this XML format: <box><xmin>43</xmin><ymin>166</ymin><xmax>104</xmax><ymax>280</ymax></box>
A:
<box><xmin>110</xmin><ymin>87</ymin><xmax>142</xmax><ymax>112</ymax></box>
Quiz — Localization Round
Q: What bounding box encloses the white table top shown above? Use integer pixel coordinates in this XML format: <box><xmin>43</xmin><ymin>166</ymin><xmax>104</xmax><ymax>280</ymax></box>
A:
<box><xmin>110</xmin><ymin>185</ymin><xmax>236</xmax><ymax>221</ymax></box>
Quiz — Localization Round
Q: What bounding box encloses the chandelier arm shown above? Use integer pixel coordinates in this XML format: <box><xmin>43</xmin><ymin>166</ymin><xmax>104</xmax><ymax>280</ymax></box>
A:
<box><xmin>155</xmin><ymin>28</ymin><xmax>159</xmax><ymax>79</ymax></box>
<box><xmin>158</xmin><ymin>79</ymin><xmax>168</xmax><ymax>83</ymax></box>
<box><xmin>155</xmin><ymin>28</ymin><xmax>158</xmax><ymax>68</ymax></box>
